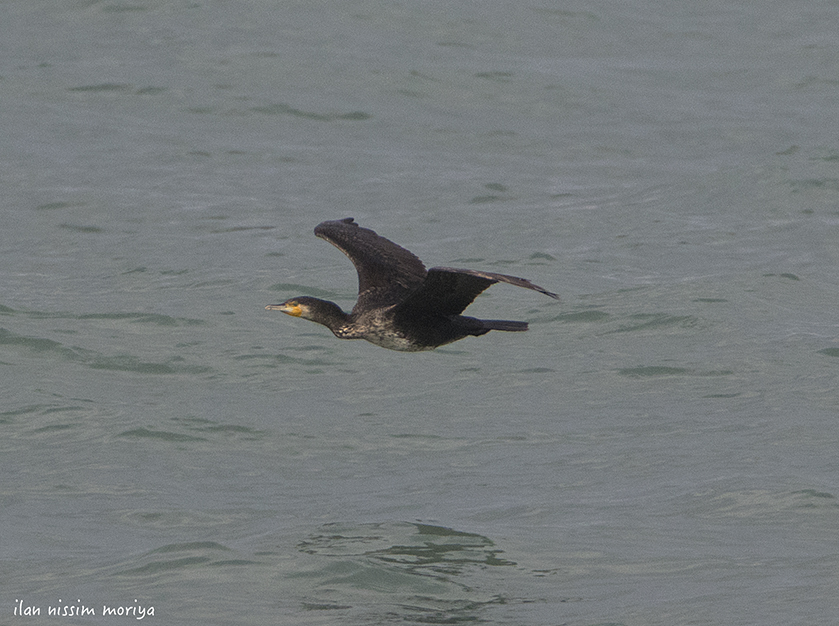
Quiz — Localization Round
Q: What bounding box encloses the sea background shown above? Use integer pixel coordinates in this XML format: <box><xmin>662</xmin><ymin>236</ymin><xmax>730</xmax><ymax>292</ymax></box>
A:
<box><xmin>2</xmin><ymin>1</ymin><xmax>839</xmax><ymax>624</ymax></box>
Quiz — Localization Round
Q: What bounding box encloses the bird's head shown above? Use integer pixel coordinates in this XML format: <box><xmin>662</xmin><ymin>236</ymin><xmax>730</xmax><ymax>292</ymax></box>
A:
<box><xmin>265</xmin><ymin>296</ymin><xmax>348</xmax><ymax>326</ymax></box>
<box><xmin>265</xmin><ymin>297</ymin><xmax>309</xmax><ymax>318</ymax></box>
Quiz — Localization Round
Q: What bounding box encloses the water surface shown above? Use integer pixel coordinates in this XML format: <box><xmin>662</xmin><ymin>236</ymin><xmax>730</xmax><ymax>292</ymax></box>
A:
<box><xmin>2</xmin><ymin>2</ymin><xmax>839</xmax><ymax>624</ymax></box>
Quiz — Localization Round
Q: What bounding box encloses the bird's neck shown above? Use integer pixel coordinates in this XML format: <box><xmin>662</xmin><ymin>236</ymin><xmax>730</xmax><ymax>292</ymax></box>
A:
<box><xmin>307</xmin><ymin>299</ymin><xmax>352</xmax><ymax>332</ymax></box>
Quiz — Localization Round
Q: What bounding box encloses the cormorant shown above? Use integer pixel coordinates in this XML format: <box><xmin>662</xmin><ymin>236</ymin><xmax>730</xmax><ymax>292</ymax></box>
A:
<box><xmin>266</xmin><ymin>218</ymin><xmax>558</xmax><ymax>351</ymax></box>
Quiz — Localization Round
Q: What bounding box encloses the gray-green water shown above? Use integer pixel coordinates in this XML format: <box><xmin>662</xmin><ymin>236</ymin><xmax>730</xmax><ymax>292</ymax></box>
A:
<box><xmin>2</xmin><ymin>2</ymin><xmax>839</xmax><ymax>624</ymax></box>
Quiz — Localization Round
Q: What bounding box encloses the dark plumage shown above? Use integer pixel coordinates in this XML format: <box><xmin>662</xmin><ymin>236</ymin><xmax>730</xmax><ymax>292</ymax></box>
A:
<box><xmin>266</xmin><ymin>218</ymin><xmax>558</xmax><ymax>351</ymax></box>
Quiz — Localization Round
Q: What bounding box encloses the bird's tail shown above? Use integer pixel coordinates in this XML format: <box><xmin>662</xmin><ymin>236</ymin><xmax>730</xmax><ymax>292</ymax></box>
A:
<box><xmin>480</xmin><ymin>319</ymin><xmax>529</xmax><ymax>332</ymax></box>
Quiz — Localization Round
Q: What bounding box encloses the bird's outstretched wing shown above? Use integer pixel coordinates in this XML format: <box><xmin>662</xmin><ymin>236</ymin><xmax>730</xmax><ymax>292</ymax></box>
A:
<box><xmin>394</xmin><ymin>267</ymin><xmax>559</xmax><ymax>318</ymax></box>
<box><xmin>314</xmin><ymin>218</ymin><xmax>427</xmax><ymax>311</ymax></box>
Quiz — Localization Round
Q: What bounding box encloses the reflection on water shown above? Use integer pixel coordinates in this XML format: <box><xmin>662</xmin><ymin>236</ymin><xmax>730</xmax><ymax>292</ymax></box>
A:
<box><xmin>100</xmin><ymin>521</ymin><xmax>533</xmax><ymax>625</ymax></box>
<box><xmin>293</xmin><ymin>522</ymin><xmax>513</xmax><ymax>622</ymax></box>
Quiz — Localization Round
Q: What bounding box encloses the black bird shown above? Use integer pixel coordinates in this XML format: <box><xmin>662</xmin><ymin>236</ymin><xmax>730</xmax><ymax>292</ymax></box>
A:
<box><xmin>266</xmin><ymin>218</ymin><xmax>558</xmax><ymax>351</ymax></box>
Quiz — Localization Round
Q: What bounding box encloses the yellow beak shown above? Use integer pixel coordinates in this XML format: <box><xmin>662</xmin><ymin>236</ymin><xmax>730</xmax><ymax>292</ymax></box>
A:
<box><xmin>265</xmin><ymin>303</ymin><xmax>303</xmax><ymax>317</ymax></box>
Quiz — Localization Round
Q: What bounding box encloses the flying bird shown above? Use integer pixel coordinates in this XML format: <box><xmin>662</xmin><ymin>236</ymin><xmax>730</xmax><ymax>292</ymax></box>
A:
<box><xmin>266</xmin><ymin>218</ymin><xmax>558</xmax><ymax>351</ymax></box>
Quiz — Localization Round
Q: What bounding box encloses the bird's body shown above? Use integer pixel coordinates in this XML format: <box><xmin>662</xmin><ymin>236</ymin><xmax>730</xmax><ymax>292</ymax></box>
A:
<box><xmin>266</xmin><ymin>218</ymin><xmax>558</xmax><ymax>351</ymax></box>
